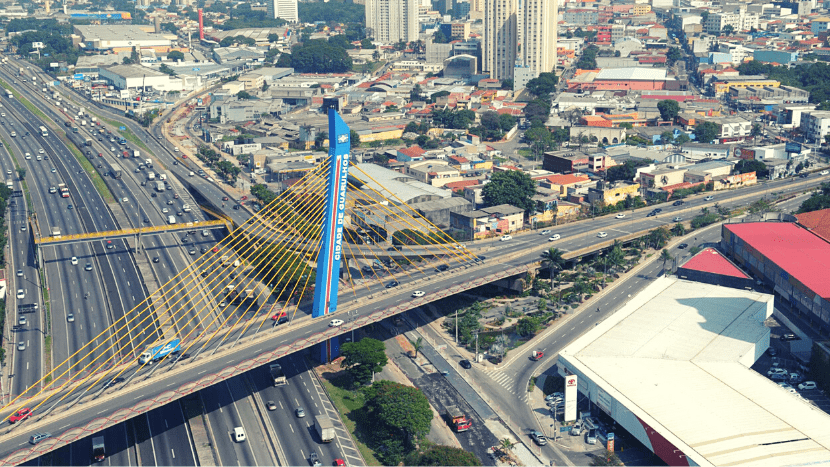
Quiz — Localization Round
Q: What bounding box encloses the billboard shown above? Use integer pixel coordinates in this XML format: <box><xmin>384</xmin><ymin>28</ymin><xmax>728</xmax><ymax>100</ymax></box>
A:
<box><xmin>739</xmin><ymin>148</ymin><xmax>755</xmax><ymax>160</ymax></box>
<box><xmin>564</xmin><ymin>374</ymin><xmax>578</xmax><ymax>422</ymax></box>
<box><xmin>785</xmin><ymin>142</ymin><xmax>802</xmax><ymax>153</ymax></box>
<box><xmin>73</xmin><ymin>73</ymin><xmax>84</xmax><ymax>80</ymax></box>
<box><xmin>312</xmin><ymin>109</ymin><xmax>352</xmax><ymax>318</ymax></box>
<box><xmin>32</xmin><ymin>41</ymin><xmax>43</xmax><ymax>49</ymax></box>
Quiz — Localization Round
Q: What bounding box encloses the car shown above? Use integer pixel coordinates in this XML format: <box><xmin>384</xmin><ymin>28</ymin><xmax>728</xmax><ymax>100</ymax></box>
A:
<box><xmin>177</xmin><ymin>212</ymin><xmax>183</xmax><ymax>217</ymax></box>
<box><xmin>233</xmin><ymin>205</ymin><xmax>241</xmax><ymax>210</ymax></box>
<box><xmin>67</xmin><ymin>204</ymin><xmax>73</xmax><ymax>210</ymax></box>
<box><xmin>106</xmin><ymin>241</ymin><xmax>114</xmax><ymax>250</ymax></box>
<box><xmin>529</xmin><ymin>430</ymin><xmax>548</xmax><ymax>446</ymax></box>
<box><xmin>167</xmin><ymin>200</ymin><xmax>174</xmax><ymax>205</ymax></box>
<box><xmin>597</xmin><ymin>232</ymin><xmax>607</xmax><ymax>238</ymax></box>
<box><xmin>385</xmin><ymin>280</ymin><xmax>399</xmax><ymax>288</ymax></box>
<box><xmin>24</xmin><ymin>153</ymin><xmax>31</xmax><ymax>160</ymax></box>
<box><xmin>329</xmin><ymin>319</ymin><xmax>344</xmax><ymax>327</ymax></box>
<box><xmin>548</xmin><ymin>234</ymin><xmax>561</xmax><ymax>241</ymax></box>
<box><xmin>767</xmin><ymin>347</ymin><xmax>778</xmax><ymax>356</ymax></box>
<box><xmin>173</xmin><ymin>193</ymin><xmax>179</xmax><ymax>199</ymax></box>
<box><xmin>436</xmin><ymin>264</ymin><xmax>449</xmax><ymax>272</ymax></box>
<box><xmin>266</xmin><ymin>401</ymin><xmax>277</xmax><ymax>411</ymax></box>
<box><xmin>17</xmin><ymin>341</ymin><xmax>25</xmax><ymax>351</ymax></box>
<box><xmin>71</xmin><ymin>256</ymin><xmax>78</xmax><ymax>265</ymax></box>
<box><xmin>51</xmin><ymin>168</ymin><xmax>56</xmax><ymax>173</ymax></box>
<box><xmin>778</xmin><ymin>382</ymin><xmax>793</xmax><ymax>389</ymax></box>
<box><xmin>9</xmin><ymin>407</ymin><xmax>32</xmax><ymax>424</ymax></box>
<box><xmin>201</xmin><ymin>247</ymin><xmax>207</xmax><ymax>254</ymax></box>
<box><xmin>38</xmin><ymin>149</ymin><xmax>44</xmax><ymax>154</ymax></box>
<box><xmin>412</xmin><ymin>290</ymin><xmax>425</xmax><ymax>298</ymax></box>
<box><xmin>459</xmin><ymin>359</ymin><xmax>472</xmax><ymax>369</ymax></box>
<box><xmin>162</xmin><ymin>208</ymin><xmax>169</xmax><ymax>213</ymax></box>
<box><xmin>678</xmin><ymin>243</ymin><xmax>689</xmax><ymax>249</ymax></box>
<box><xmin>122</xmin><ymin>197</ymin><xmax>128</xmax><ymax>203</ymax></box>
<box><xmin>673</xmin><ymin>200</ymin><xmax>685</xmax><ymax>206</ymax></box>
<box><xmin>85</xmin><ymin>263</ymin><xmax>93</xmax><ymax>271</ymax></box>
<box><xmin>222</xmin><ymin>196</ymin><xmax>229</xmax><ymax>201</ymax></box>
<box><xmin>240</xmin><ymin>195</ymin><xmax>248</xmax><ymax>201</ymax></box>
<box><xmin>296</xmin><ymin>407</ymin><xmax>306</xmax><ymax>418</ymax></box>
<box><xmin>821</xmin><ymin>171</ymin><xmax>829</xmax><ymax>175</ymax></box>
<box><xmin>781</xmin><ymin>333</ymin><xmax>797</xmax><ymax>341</ymax></box>
<box><xmin>646</xmin><ymin>211</ymin><xmax>657</xmax><ymax>217</ymax></box>
<box><xmin>673</xmin><ymin>217</ymin><xmax>682</xmax><ymax>222</ymax></box>
<box><xmin>615</xmin><ymin>213</ymin><xmax>625</xmax><ymax>219</ymax></box>
<box><xmin>16</xmin><ymin>269</ymin><xmax>22</xmax><ymax>277</ymax></box>
<box><xmin>16</xmin><ymin>289</ymin><xmax>24</xmax><ymax>300</ymax></box>
<box><xmin>500</xmin><ymin>235</ymin><xmax>512</xmax><ymax>241</ymax></box>
<box><xmin>18</xmin><ymin>316</ymin><xmax>26</xmax><ymax>326</ymax></box>
<box><xmin>144</xmin><ymin>217</ymin><xmax>150</xmax><ymax>224</ymax></box>
<box><xmin>545</xmin><ymin>392</ymin><xmax>564</xmax><ymax>401</ymax></box>
<box><xmin>309</xmin><ymin>452</ymin><xmax>321</xmax><ymax>467</ymax></box>
<box><xmin>67</xmin><ymin>313</ymin><xmax>74</xmax><ymax>322</ymax></box>
<box><xmin>768</xmin><ymin>367</ymin><xmax>788</xmax><ymax>376</ymax></box>
<box><xmin>539</xmin><ymin>229</ymin><xmax>551</xmax><ymax>235</ymax></box>
<box><xmin>334</xmin><ymin>459</ymin><xmax>346</xmax><ymax>466</ymax></box>
<box><xmin>189</xmin><ymin>249</ymin><xmax>196</xmax><ymax>255</ymax></box>
<box><xmin>587</xmin><ymin>428</ymin><xmax>597</xmax><ymax>444</ymax></box>
<box><xmin>654</xmin><ymin>208</ymin><xmax>663</xmax><ymax>213</ymax></box>
<box><xmin>29</xmin><ymin>433</ymin><xmax>51</xmax><ymax>445</ymax></box>
<box><xmin>20</xmin><ymin>225</ymin><xmax>25</xmax><ymax>231</ymax></box>
<box><xmin>474</xmin><ymin>255</ymin><xmax>486</xmax><ymax>262</ymax></box>
<box><xmin>152</xmin><ymin>257</ymin><xmax>160</xmax><ymax>263</ymax></box>
<box><xmin>98</xmin><ymin>153</ymin><xmax>102</xmax><ymax>157</ymax></box>
<box><xmin>704</xmin><ymin>196</ymin><xmax>714</xmax><ymax>201</ymax></box>
<box><xmin>799</xmin><ymin>381</ymin><xmax>817</xmax><ymax>390</ymax></box>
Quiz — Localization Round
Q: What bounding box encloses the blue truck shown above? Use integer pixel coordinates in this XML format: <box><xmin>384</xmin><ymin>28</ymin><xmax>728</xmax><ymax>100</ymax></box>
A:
<box><xmin>139</xmin><ymin>339</ymin><xmax>181</xmax><ymax>364</ymax></box>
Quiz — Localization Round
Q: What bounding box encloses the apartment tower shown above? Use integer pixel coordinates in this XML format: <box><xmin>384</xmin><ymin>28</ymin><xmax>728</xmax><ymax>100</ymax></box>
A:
<box><xmin>366</xmin><ymin>0</ymin><xmax>419</xmax><ymax>44</ymax></box>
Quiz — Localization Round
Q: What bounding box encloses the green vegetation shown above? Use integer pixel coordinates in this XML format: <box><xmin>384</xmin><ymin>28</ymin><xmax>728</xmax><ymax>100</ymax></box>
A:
<box><xmin>693</xmin><ymin>121</ymin><xmax>721</xmax><ymax>144</ymax></box>
<box><xmin>430</xmin><ymin>108</ymin><xmax>477</xmax><ymax>129</ymax></box>
<box><xmin>0</xmin><ymin>79</ymin><xmax>49</xmax><ymax>122</ymax></box>
<box><xmin>289</xmin><ymin>39</ymin><xmax>353</xmax><ymax>73</ymax></box>
<box><xmin>321</xmin><ymin>377</ymin><xmax>381</xmax><ymax>465</ymax></box>
<box><xmin>298</xmin><ymin>1</ymin><xmax>365</xmax><ymax>24</ymax></box>
<box><xmin>735</xmin><ymin>159</ymin><xmax>769</xmax><ymax>179</ymax></box>
<box><xmin>95</xmin><ymin>113</ymin><xmax>153</xmax><ymax>154</ymax></box>
<box><xmin>405</xmin><ymin>445</ymin><xmax>482</xmax><ymax>466</ymax></box>
<box><xmin>7</xmin><ymin>19</ymin><xmax>80</xmax><ymax>68</ymax></box>
<box><xmin>797</xmin><ymin>182</ymin><xmax>830</xmax><ymax>213</ymax></box>
<box><xmin>577</xmin><ymin>45</ymin><xmax>599</xmax><ymax>70</ymax></box>
<box><xmin>197</xmin><ymin>146</ymin><xmax>240</xmax><ymax>184</ymax></box>
<box><xmin>0</xmin><ymin>299</ymin><xmax>5</xmax><ymax>363</ymax></box>
<box><xmin>392</xmin><ymin>228</ymin><xmax>455</xmax><ymax>246</ymax></box>
<box><xmin>217</xmin><ymin>3</ymin><xmax>287</xmax><ymax>30</ymax></box>
<box><xmin>738</xmin><ymin>60</ymin><xmax>830</xmax><ymax>107</ymax></box>
<box><xmin>340</xmin><ymin>338</ymin><xmax>389</xmax><ymax>386</ymax></box>
<box><xmin>657</xmin><ymin>99</ymin><xmax>680</xmax><ymax>122</ymax></box>
<box><xmin>481</xmin><ymin>170</ymin><xmax>537</xmax><ymax>212</ymax></box>
<box><xmin>525</xmin><ymin>72</ymin><xmax>559</xmax><ymax>97</ymax></box>
<box><xmin>251</xmin><ymin>183</ymin><xmax>279</xmax><ymax>206</ymax></box>
<box><xmin>606</xmin><ymin>158</ymin><xmax>650</xmax><ymax>182</ymax></box>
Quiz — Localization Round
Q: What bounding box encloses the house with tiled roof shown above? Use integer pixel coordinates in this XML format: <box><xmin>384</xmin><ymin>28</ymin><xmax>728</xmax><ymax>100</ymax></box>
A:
<box><xmin>397</xmin><ymin>145</ymin><xmax>426</xmax><ymax>162</ymax></box>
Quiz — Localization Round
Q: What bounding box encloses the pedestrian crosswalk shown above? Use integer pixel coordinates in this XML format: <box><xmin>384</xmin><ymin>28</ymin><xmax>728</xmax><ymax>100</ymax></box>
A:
<box><xmin>482</xmin><ymin>369</ymin><xmax>527</xmax><ymax>401</ymax></box>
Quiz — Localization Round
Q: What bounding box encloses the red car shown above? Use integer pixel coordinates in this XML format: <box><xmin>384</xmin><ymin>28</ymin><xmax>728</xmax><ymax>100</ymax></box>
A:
<box><xmin>222</xmin><ymin>196</ymin><xmax>229</xmax><ymax>201</ymax></box>
<box><xmin>9</xmin><ymin>408</ymin><xmax>32</xmax><ymax>423</ymax></box>
<box><xmin>97</xmin><ymin>153</ymin><xmax>103</xmax><ymax>157</ymax></box>
<box><xmin>334</xmin><ymin>460</ymin><xmax>346</xmax><ymax>466</ymax></box>
<box><xmin>240</xmin><ymin>195</ymin><xmax>248</xmax><ymax>201</ymax></box>
<box><xmin>182</xmin><ymin>154</ymin><xmax>187</xmax><ymax>159</ymax></box>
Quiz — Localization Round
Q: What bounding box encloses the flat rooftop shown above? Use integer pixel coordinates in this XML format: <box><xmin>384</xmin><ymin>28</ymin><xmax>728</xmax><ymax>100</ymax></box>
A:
<box><xmin>724</xmin><ymin>222</ymin><xmax>830</xmax><ymax>299</ymax></box>
<box><xmin>559</xmin><ymin>277</ymin><xmax>830</xmax><ymax>467</ymax></box>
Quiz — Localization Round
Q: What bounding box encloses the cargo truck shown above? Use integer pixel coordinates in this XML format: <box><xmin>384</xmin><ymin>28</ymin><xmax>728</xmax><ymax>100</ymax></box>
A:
<box><xmin>138</xmin><ymin>339</ymin><xmax>181</xmax><ymax>364</ymax></box>
<box><xmin>182</xmin><ymin>204</ymin><xmax>191</xmax><ymax>213</ymax></box>
<box><xmin>58</xmin><ymin>183</ymin><xmax>69</xmax><ymax>198</ymax></box>
<box><xmin>111</xmin><ymin>164</ymin><xmax>122</xmax><ymax>179</ymax></box>
<box><xmin>5</xmin><ymin>179</ymin><xmax>12</xmax><ymax>189</ymax></box>
<box><xmin>315</xmin><ymin>415</ymin><xmax>335</xmax><ymax>442</ymax></box>
<box><xmin>270</xmin><ymin>363</ymin><xmax>287</xmax><ymax>386</ymax></box>
<box><xmin>145</xmin><ymin>158</ymin><xmax>153</xmax><ymax>167</ymax></box>
<box><xmin>445</xmin><ymin>406</ymin><xmax>472</xmax><ymax>432</ymax></box>
<box><xmin>84</xmin><ymin>138</ymin><xmax>92</xmax><ymax>146</ymax></box>
<box><xmin>92</xmin><ymin>436</ymin><xmax>105</xmax><ymax>462</ymax></box>
<box><xmin>155</xmin><ymin>181</ymin><xmax>165</xmax><ymax>192</ymax></box>
<box><xmin>51</xmin><ymin>226</ymin><xmax>61</xmax><ymax>238</ymax></box>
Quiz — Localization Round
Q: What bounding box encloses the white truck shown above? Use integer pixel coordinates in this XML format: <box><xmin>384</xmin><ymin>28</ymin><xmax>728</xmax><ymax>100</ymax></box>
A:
<box><xmin>145</xmin><ymin>158</ymin><xmax>153</xmax><ymax>167</ymax></box>
<box><xmin>51</xmin><ymin>226</ymin><xmax>61</xmax><ymax>238</ymax></box>
<box><xmin>155</xmin><ymin>181</ymin><xmax>165</xmax><ymax>192</ymax></box>
<box><xmin>315</xmin><ymin>415</ymin><xmax>335</xmax><ymax>443</ymax></box>
<box><xmin>182</xmin><ymin>204</ymin><xmax>192</xmax><ymax>213</ymax></box>
<box><xmin>80</xmin><ymin>120</ymin><xmax>87</xmax><ymax>126</ymax></box>
<box><xmin>148</xmin><ymin>172</ymin><xmax>156</xmax><ymax>181</ymax></box>
<box><xmin>270</xmin><ymin>363</ymin><xmax>287</xmax><ymax>386</ymax></box>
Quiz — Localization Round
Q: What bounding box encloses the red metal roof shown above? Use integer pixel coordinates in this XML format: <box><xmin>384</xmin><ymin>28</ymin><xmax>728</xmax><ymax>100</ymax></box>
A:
<box><xmin>681</xmin><ymin>248</ymin><xmax>749</xmax><ymax>279</ymax></box>
<box><xmin>724</xmin><ymin>222</ymin><xmax>830</xmax><ymax>298</ymax></box>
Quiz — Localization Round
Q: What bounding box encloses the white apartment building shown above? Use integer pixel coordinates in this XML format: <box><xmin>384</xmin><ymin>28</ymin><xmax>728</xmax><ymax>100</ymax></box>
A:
<box><xmin>366</xmin><ymin>0</ymin><xmax>419</xmax><ymax>44</ymax></box>
<box><xmin>484</xmin><ymin>0</ymin><xmax>517</xmax><ymax>80</ymax></box>
<box><xmin>801</xmin><ymin>111</ymin><xmax>830</xmax><ymax>142</ymax></box>
<box><xmin>266</xmin><ymin>0</ymin><xmax>298</xmax><ymax>22</ymax></box>
<box><xmin>486</xmin><ymin>0</ymin><xmax>557</xmax><ymax>83</ymax></box>
<box><xmin>704</xmin><ymin>11</ymin><xmax>760</xmax><ymax>33</ymax></box>
<box><xmin>718</xmin><ymin>43</ymin><xmax>753</xmax><ymax>64</ymax></box>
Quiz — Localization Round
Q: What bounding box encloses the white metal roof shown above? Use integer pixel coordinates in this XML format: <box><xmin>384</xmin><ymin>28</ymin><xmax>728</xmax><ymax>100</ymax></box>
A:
<box><xmin>560</xmin><ymin>278</ymin><xmax>830</xmax><ymax>467</ymax></box>
<box><xmin>595</xmin><ymin>67</ymin><xmax>668</xmax><ymax>81</ymax></box>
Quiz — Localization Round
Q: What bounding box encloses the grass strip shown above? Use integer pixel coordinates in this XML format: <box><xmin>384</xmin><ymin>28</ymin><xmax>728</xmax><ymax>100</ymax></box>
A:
<box><xmin>320</xmin><ymin>378</ymin><xmax>381</xmax><ymax>465</ymax></box>
<box><xmin>59</xmin><ymin>131</ymin><xmax>116</xmax><ymax>203</ymax></box>
<box><xmin>0</xmin><ymin>78</ymin><xmax>49</xmax><ymax>121</ymax></box>
<box><xmin>95</xmin><ymin>113</ymin><xmax>154</xmax><ymax>155</ymax></box>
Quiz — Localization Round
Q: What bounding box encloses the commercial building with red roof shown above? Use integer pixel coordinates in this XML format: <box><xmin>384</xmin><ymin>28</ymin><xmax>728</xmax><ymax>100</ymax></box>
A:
<box><xmin>795</xmin><ymin>208</ymin><xmax>830</xmax><ymax>242</ymax></box>
<box><xmin>721</xmin><ymin>222</ymin><xmax>830</xmax><ymax>333</ymax></box>
<box><xmin>677</xmin><ymin>248</ymin><xmax>754</xmax><ymax>290</ymax></box>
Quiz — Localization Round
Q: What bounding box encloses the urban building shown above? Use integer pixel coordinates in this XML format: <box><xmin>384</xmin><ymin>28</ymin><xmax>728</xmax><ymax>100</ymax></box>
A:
<box><xmin>800</xmin><ymin>111</ymin><xmax>830</xmax><ymax>142</ymax></box>
<box><xmin>704</xmin><ymin>11</ymin><xmax>760</xmax><ymax>33</ymax></box>
<box><xmin>266</xmin><ymin>0</ymin><xmax>298</xmax><ymax>22</ymax></box>
<box><xmin>519</xmin><ymin>0</ymin><xmax>557</xmax><ymax>82</ymax></box>
<box><xmin>485</xmin><ymin>0</ymin><xmax>556</xmax><ymax>83</ymax></box>
<box><xmin>450</xmin><ymin>204</ymin><xmax>525</xmax><ymax>239</ymax></box>
<box><xmin>366</xmin><ymin>0</ymin><xmax>419</xmax><ymax>44</ymax></box>
<box><xmin>484</xmin><ymin>0</ymin><xmax>517</xmax><ymax>81</ymax></box>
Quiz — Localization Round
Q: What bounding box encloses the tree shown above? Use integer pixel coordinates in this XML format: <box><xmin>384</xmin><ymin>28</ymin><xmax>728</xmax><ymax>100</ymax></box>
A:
<box><xmin>410</xmin><ymin>83</ymin><xmax>425</xmax><ymax>102</ymax></box>
<box><xmin>666</xmin><ymin>47</ymin><xmax>683</xmax><ymax>66</ymax></box>
<box><xmin>433</xmin><ymin>29</ymin><xmax>449</xmax><ymax>43</ymax></box>
<box><xmin>405</xmin><ymin>445</ymin><xmax>482</xmax><ymax>466</ymax></box>
<box><xmin>267</xmin><ymin>33</ymin><xmax>280</xmax><ymax>43</ymax></box>
<box><xmin>350</xmin><ymin>129</ymin><xmax>361</xmax><ymax>149</ymax></box>
<box><xmin>541</xmin><ymin>247</ymin><xmax>566</xmax><ymax>290</ymax></box>
<box><xmin>409</xmin><ymin>336</ymin><xmax>423</xmax><ymax>359</ymax></box>
<box><xmin>360</xmin><ymin>38</ymin><xmax>375</xmax><ymax>49</ymax></box>
<box><xmin>167</xmin><ymin>50</ymin><xmax>185</xmax><ymax>62</ymax></box>
<box><xmin>524</xmin><ymin>98</ymin><xmax>552</xmax><ymax>125</ymax></box>
<box><xmin>735</xmin><ymin>159</ymin><xmax>769</xmax><ymax>179</ymax></box>
<box><xmin>750</xmin><ymin>123</ymin><xmax>762</xmax><ymax>142</ymax></box>
<box><xmin>16</xmin><ymin>167</ymin><xmax>25</xmax><ymax>180</ymax></box>
<box><xmin>480</xmin><ymin>110</ymin><xmax>501</xmax><ymax>132</ymax></box>
<box><xmin>606</xmin><ymin>159</ymin><xmax>649</xmax><ymax>182</ymax></box>
<box><xmin>525</xmin><ymin>72</ymin><xmax>558</xmax><ymax>97</ymax></box>
<box><xmin>481</xmin><ymin>170</ymin><xmax>536</xmax><ymax>212</ymax></box>
<box><xmin>340</xmin><ymin>338</ymin><xmax>388</xmax><ymax>385</ymax></box>
<box><xmin>721</xmin><ymin>24</ymin><xmax>735</xmax><ymax>35</ymax></box>
<box><xmin>673</xmin><ymin>133</ymin><xmax>691</xmax><ymax>147</ymax></box>
<box><xmin>159</xmin><ymin>64</ymin><xmax>176</xmax><ymax>76</ymax></box>
<box><xmin>672</xmin><ymin>222</ymin><xmax>686</xmax><ymax>237</ymax></box>
<box><xmin>499</xmin><ymin>438</ymin><xmax>515</xmax><ymax>455</ymax></box>
<box><xmin>516</xmin><ymin>316</ymin><xmax>541</xmax><ymax>336</ymax></box>
<box><xmin>498</xmin><ymin>113</ymin><xmax>517</xmax><ymax>132</ymax></box>
<box><xmin>290</xmin><ymin>39</ymin><xmax>353</xmax><ymax>73</ymax></box>
<box><xmin>276</xmin><ymin>52</ymin><xmax>292</xmax><ymax>67</ymax></box>
<box><xmin>657</xmin><ymin>99</ymin><xmax>680</xmax><ymax>122</ymax></box>
<box><xmin>237</xmin><ymin>90</ymin><xmax>253</xmax><ymax>99</ymax></box>
<box><xmin>365</xmin><ymin>380</ymin><xmax>432</xmax><ymax>440</ymax></box>
<box><xmin>661</xmin><ymin>130</ymin><xmax>674</xmax><ymax>146</ymax></box>
<box><xmin>660</xmin><ymin>248</ymin><xmax>674</xmax><ymax>273</ymax></box>
<box><xmin>693</xmin><ymin>121</ymin><xmax>721</xmax><ymax>144</ymax></box>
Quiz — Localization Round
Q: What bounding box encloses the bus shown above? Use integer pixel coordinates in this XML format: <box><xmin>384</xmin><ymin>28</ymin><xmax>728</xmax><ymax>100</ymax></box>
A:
<box><xmin>39</xmin><ymin>126</ymin><xmax>48</xmax><ymax>137</ymax></box>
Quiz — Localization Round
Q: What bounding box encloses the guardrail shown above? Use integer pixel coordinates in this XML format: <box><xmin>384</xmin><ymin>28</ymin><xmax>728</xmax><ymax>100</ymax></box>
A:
<box><xmin>35</xmin><ymin>220</ymin><xmax>227</xmax><ymax>245</ymax></box>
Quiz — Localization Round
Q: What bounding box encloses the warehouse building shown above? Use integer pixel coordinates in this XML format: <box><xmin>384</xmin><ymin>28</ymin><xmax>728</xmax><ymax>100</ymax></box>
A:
<box><xmin>98</xmin><ymin>65</ymin><xmax>184</xmax><ymax>92</ymax></box>
<box><xmin>558</xmin><ymin>276</ymin><xmax>830</xmax><ymax>466</ymax></box>
<box><xmin>74</xmin><ymin>25</ymin><xmax>172</xmax><ymax>51</ymax></box>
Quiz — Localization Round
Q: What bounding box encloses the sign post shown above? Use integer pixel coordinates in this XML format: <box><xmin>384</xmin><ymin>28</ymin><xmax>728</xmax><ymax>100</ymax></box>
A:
<box><xmin>564</xmin><ymin>374</ymin><xmax>577</xmax><ymax>422</ymax></box>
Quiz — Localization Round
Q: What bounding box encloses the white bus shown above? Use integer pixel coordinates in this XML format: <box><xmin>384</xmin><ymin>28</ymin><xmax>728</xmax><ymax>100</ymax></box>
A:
<box><xmin>39</xmin><ymin>126</ymin><xmax>48</xmax><ymax>137</ymax></box>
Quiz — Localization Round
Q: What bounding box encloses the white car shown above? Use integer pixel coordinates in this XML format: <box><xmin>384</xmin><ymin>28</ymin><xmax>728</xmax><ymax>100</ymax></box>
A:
<box><xmin>768</xmin><ymin>367</ymin><xmax>788</xmax><ymax>376</ymax></box>
<box><xmin>500</xmin><ymin>235</ymin><xmax>512</xmax><ymax>241</ymax></box>
<box><xmin>329</xmin><ymin>319</ymin><xmax>344</xmax><ymax>327</ymax></box>
<box><xmin>548</xmin><ymin>234</ymin><xmax>561</xmax><ymax>241</ymax></box>
<box><xmin>799</xmin><ymin>381</ymin><xmax>817</xmax><ymax>390</ymax></box>
<box><xmin>821</xmin><ymin>170</ymin><xmax>830</xmax><ymax>176</ymax></box>
<box><xmin>539</xmin><ymin>230</ymin><xmax>551</xmax><ymax>235</ymax></box>
<box><xmin>71</xmin><ymin>256</ymin><xmax>78</xmax><ymax>265</ymax></box>
<box><xmin>38</xmin><ymin>149</ymin><xmax>44</xmax><ymax>154</ymax></box>
<box><xmin>673</xmin><ymin>217</ymin><xmax>682</xmax><ymax>222</ymax></box>
<box><xmin>615</xmin><ymin>213</ymin><xmax>625</xmax><ymax>219</ymax></box>
<box><xmin>16</xmin><ymin>289</ymin><xmax>24</xmax><ymax>299</ymax></box>
<box><xmin>704</xmin><ymin>196</ymin><xmax>714</xmax><ymax>201</ymax></box>
<box><xmin>597</xmin><ymin>232</ymin><xmax>608</xmax><ymax>238</ymax></box>
<box><xmin>122</xmin><ymin>197</ymin><xmax>128</xmax><ymax>203</ymax></box>
<box><xmin>412</xmin><ymin>290</ymin><xmax>426</xmax><ymax>298</ymax></box>
<box><xmin>24</xmin><ymin>153</ymin><xmax>31</xmax><ymax>160</ymax></box>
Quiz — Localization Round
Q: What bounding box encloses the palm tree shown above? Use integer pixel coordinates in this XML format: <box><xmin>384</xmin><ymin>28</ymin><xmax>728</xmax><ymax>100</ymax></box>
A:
<box><xmin>541</xmin><ymin>247</ymin><xmax>566</xmax><ymax>304</ymax></box>
<box><xmin>672</xmin><ymin>222</ymin><xmax>686</xmax><ymax>237</ymax></box>
<box><xmin>660</xmin><ymin>248</ymin><xmax>674</xmax><ymax>273</ymax></box>
<box><xmin>410</xmin><ymin>337</ymin><xmax>423</xmax><ymax>359</ymax></box>
<box><xmin>499</xmin><ymin>438</ymin><xmax>514</xmax><ymax>456</ymax></box>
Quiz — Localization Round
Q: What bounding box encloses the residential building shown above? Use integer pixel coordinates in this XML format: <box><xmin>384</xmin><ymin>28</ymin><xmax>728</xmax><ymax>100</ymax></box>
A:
<box><xmin>704</xmin><ymin>11</ymin><xmax>759</xmax><ymax>33</ymax></box>
<box><xmin>450</xmin><ymin>204</ymin><xmax>525</xmax><ymax>239</ymax></box>
<box><xmin>520</xmin><ymin>0</ymin><xmax>557</xmax><ymax>83</ymax></box>
<box><xmin>801</xmin><ymin>111</ymin><xmax>830</xmax><ymax>142</ymax></box>
<box><xmin>406</xmin><ymin>160</ymin><xmax>465</xmax><ymax>187</ymax></box>
<box><xmin>266</xmin><ymin>0</ymin><xmax>298</xmax><ymax>22</ymax></box>
<box><xmin>542</xmin><ymin>152</ymin><xmax>611</xmax><ymax>173</ymax></box>
<box><xmin>484</xmin><ymin>0</ymin><xmax>517</xmax><ymax>80</ymax></box>
<box><xmin>811</xmin><ymin>17</ymin><xmax>830</xmax><ymax>36</ymax></box>
<box><xmin>586</xmin><ymin>181</ymin><xmax>641</xmax><ymax>206</ymax></box>
<box><xmin>366</xmin><ymin>0</ymin><xmax>419</xmax><ymax>44</ymax></box>
<box><xmin>639</xmin><ymin>167</ymin><xmax>687</xmax><ymax>189</ymax></box>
